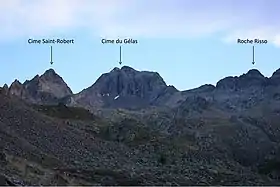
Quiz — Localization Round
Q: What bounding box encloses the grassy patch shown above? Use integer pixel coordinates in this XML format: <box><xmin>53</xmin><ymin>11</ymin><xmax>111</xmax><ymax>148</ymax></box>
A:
<box><xmin>258</xmin><ymin>159</ymin><xmax>280</xmax><ymax>175</ymax></box>
<box><xmin>99</xmin><ymin>118</ymin><xmax>156</xmax><ymax>145</ymax></box>
<box><xmin>33</xmin><ymin>103</ymin><xmax>96</xmax><ymax>121</ymax></box>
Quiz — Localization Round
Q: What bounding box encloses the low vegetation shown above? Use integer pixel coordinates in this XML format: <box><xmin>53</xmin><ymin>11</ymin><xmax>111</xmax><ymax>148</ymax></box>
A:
<box><xmin>33</xmin><ymin>102</ymin><xmax>96</xmax><ymax>121</ymax></box>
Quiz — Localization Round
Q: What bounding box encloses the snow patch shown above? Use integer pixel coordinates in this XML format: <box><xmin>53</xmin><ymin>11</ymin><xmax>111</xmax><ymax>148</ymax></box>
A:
<box><xmin>102</xmin><ymin>93</ymin><xmax>110</xmax><ymax>96</ymax></box>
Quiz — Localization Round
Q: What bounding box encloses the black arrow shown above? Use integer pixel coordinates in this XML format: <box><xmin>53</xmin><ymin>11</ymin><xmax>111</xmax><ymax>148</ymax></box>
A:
<box><xmin>50</xmin><ymin>46</ymin><xmax>53</xmax><ymax>65</ymax></box>
<box><xmin>252</xmin><ymin>45</ymin><xmax>255</xmax><ymax>65</ymax></box>
<box><xmin>119</xmin><ymin>45</ymin><xmax>122</xmax><ymax>65</ymax></box>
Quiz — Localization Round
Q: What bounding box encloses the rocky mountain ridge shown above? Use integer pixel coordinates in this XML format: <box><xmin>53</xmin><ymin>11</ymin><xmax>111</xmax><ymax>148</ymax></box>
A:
<box><xmin>6</xmin><ymin>69</ymin><xmax>72</xmax><ymax>105</ymax></box>
<box><xmin>163</xmin><ymin>68</ymin><xmax>280</xmax><ymax>112</ymax></box>
<box><xmin>67</xmin><ymin>66</ymin><xmax>178</xmax><ymax>110</ymax></box>
<box><xmin>1</xmin><ymin>66</ymin><xmax>280</xmax><ymax>185</ymax></box>
<box><xmin>3</xmin><ymin>66</ymin><xmax>280</xmax><ymax>112</ymax></box>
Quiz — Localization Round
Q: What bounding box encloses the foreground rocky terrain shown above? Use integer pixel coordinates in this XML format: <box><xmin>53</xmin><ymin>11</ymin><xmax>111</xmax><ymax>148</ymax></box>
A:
<box><xmin>1</xmin><ymin>66</ymin><xmax>280</xmax><ymax>185</ymax></box>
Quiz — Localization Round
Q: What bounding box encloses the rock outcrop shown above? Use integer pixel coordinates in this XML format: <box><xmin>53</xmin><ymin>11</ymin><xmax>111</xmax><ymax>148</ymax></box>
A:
<box><xmin>269</xmin><ymin>68</ymin><xmax>280</xmax><ymax>86</ymax></box>
<box><xmin>2</xmin><ymin>66</ymin><xmax>280</xmax><ymax>185</ymax></box>
<box><xmin>8</xmin><ymin>69</ymin><xmax>72</xmax><ymax>105</ymax></box>
<box><xmin>216</xmin><ymin>69</ymin><xmax>267</xmax><ymax>91</ymax></box>
<box><xmin>69</xmin><ymin>66</ymin><xmax>174</xmax><ymax>109</ymax></box>
<box><xmin>5</xmin><ymin>66</ymin><xmax>280</xmax><ymax>112</ymax></box>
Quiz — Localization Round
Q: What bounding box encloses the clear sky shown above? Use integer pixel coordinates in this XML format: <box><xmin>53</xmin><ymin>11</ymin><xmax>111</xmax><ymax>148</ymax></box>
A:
<box><xmin>0</xmin><ymin>0</ymin><xmax>280</xmax><ymax>93</ymax></box>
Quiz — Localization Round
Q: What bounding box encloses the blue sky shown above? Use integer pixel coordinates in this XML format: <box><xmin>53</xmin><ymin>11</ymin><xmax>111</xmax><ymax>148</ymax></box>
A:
<box><xmin>0</xmin><ymin>0</ymin><xmax>280</xmax><ymax>93</ymax></box>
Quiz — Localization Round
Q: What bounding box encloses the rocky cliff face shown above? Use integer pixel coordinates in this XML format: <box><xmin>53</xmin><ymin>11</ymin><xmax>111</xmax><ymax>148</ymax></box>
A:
<box><xmin>5</xmin><ymin>66</ymin><xmax>280</xmax><ymax>112</ymax></box>
<box><xmin>3</xmin><ymin>66</ymin><xmax>280</xmax><ymax>185</ymax></box>
<box><xmin>68</xmin><ymin>66</ymin><xmax>176</xmax><ymax>109</ymax></box>
<box><xmin>8</xmin><ymin>69</ymin><xmax>72</xmax><ymax>105</ymax></box>
<box><xmin>9</xmin><ymin>80</ymin><xmax>25</xmax><ymax>97</ymax></box>
<box><xmin>268</xmin><ymin>68</ymin><xmax>280</xmax><ymax>86</ymax></box>
<box><xmin>216</xmin><ymin>69</ymin><xmax>267</xmax><ymax>91</ymax></box>
<box><xmin>1</xmin><ymin>84</ymin><xmax>9</xmax><ymax>95</ymax></box>
<box><xmin>162</xmin><ymin>69</ymin><xmax>280</xmax><ymax>112</ymax></box>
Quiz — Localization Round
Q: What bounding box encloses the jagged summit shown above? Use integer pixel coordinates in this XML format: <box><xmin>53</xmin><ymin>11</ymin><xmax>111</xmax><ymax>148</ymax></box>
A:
<box><xmin>111</xmin><ymin>67</ymin><xmax>120</xmax><ymax>72</ymax></box>
<box><xmin>41</xmin><ymin>68</ymin><xmax>57</xmax><ymax>79</ymax></box>
<box><xmin>70</xmin><ymin>66</ymin><xmax>170</xmax><ymax>109</ymax></box>
<box><xmin>243</xmin><ymin>69</ymin><xmax>264</xmax><ymax>78</ymax></box>
<box><xmin>8</xmin><ymin>68</ymin><xmax>72</xmax><ymax>104</ymax></box>
<box><xmin>44</xmin><ymin>68</ymin><xmax>56</xmax><ymax>74</ymax></box>
<box><xmin>40</xmin><ymin>68</ymin><xmax>63</xmax><ymax>80</ymax></box>
<box><xmin>3</xmin><ymin>65</ymin><xmax>280</xmax><ymax>186</ymax></box>
<box><xmin>121</xmin><ymin>65</ymin><xmax>137</xmax><ymax>72</ymax></box>
<box><xmin>22</xmin><ymin>69</ymin><xmax>61</xmax><ymax>86</ymax></box>
<box><xmin>1</xmin><ymin>84</ymin><xmax>9</xmax><ymax>95</ymax></box>
<box><xmin>269</xmin><ymin>68</ymin><xmax>280</xmax><ymax>86</ymax></box>
<box><xmin>271</xmin><ymin>68</ymin><xmax>280</xmax><ymax>78</ymax></box>
<box><xmin>9</xmin><ymin>79</ymin><xmax>24</xmax><ymax>97</ymax></box>
<box><xmin>3</xmin><ymin>84</ymin><xmax>8</xmax><ymax>89</ymax></box>
<box><xmin>10</xmin><ymin>79</ymin><xmax>23</xmax><ymax>89</ymax></box>
<box><xmin>99</xmin><ymin>66</ymin><xmax>166</xmax><ymax>96</ymax></box>
<box><xmin>5</xmin><ymin>66</ymin><xmax>280</xmax><ymax>110</ymax></box>
<box><xmin>216</xmin><ymin>68</ymin><xmax>267</xmax><ymax>90</ymax></box>
<box><xmin>110</xmin><ymin>66</ymin><xmax>137</xmax><ymax>73</ymax></box>
<box><xmin>12</xmin><ymin>79</ymin><xmax>22</xmax><ymax>84</ymax></box>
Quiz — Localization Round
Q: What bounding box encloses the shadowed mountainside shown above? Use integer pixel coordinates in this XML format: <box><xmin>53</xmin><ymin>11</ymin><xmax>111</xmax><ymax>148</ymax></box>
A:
<box><xmin>1</xmin><ymin>67</ymin><xmax>280</xmax><ymax>185</ymax></box>
<box><xmin>7</xmin><ymin>69</ymin><xmax>72</xmax><ymax>105</ymax></box>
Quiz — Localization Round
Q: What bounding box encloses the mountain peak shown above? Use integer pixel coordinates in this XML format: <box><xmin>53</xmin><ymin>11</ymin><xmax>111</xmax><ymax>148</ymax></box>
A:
<box><xmin>269</xmin><ymin>68</ymin><xmax>280</xmax><ymax>86</ymax></box>
<box><xmin>111</xmin><ymin>67</ymin><xmax>120</xmax><ymax>72</ymax></box>
<box><xmin>1</xmin><ymin>84</ymin><xmax>9</xmax><ymax>95</ymax></box>
<box><xmin>45</xmin><ymin>68</ymin><xmax>56</xmax><ymax>74</ymax></box>
<box><xmin>108</xmin><ymin>66</ymin><xmax>138</xmax><ymax>76</ymax></box>
<box><xmin>94</xmin><ymin>66</ymin><xmax>166</xmax><ymax>95</ymax></box>
<box><xmin>11</xmin><ymin>79</ymin><xmax>22</xmax><ymax>86</ymax></box>
<box><xmin>74</xmin><ymin>66</ymin><xmax>168</xmax><ymax>109</ymax></box>
<box><xmin>9</xmin><ymin>79</ymin><xmax>24</xmax><ymax>97</ymax></box>
<box><xmin>216</xmin><ymin>69</ymin><xmax>266</xmax><ymax>90</ymax></box>
<box><xmin>7</xmin><ymin>68</ymin><xmax>72</xmax><ymax>104</ymax></box>
<box><xmin>41</xmin><ymin>68</ymin><xmax>59</xmax><ymax>79</ymax></box>
<box><xmin>271</xmin><ymin>68</ymin><xmax>280</xmax><ymax>78</ymax></box>
<box><xmin>121</xmin><ymin>66</ymin><xmax>136</xmax><ymax>72</ymax></box>
<box><xmin>244</xmin><ymin>69</ymin><xmax>264</xmax><ymax>78</ymax></box>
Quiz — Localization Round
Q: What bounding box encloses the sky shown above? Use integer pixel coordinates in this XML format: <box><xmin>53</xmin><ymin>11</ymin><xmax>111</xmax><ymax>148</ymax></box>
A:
<box><xmin>0</xmin><ymin>0</ymin><xmax>280</xmax><ymax>93</ymax></box>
